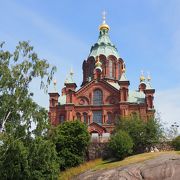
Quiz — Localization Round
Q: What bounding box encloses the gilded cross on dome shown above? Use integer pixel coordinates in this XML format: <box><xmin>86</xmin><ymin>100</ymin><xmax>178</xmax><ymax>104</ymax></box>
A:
<box><xmin>70</xmin><ymin>66</ymin><xmax>74</xmax><ymax>76</ymax></box>
<box><xmin>147</xmin><ymin>71</ymin><xmax>151</xmax><ymax>81</ymax></box>
<box><xmin>102</xmin><ymin>11</ymin><xmax>106</xmax><ymax>24</ymax></box>
<box><xmin>140</xmin><ymin>70</ymin><xmax>145</xmax><ymax>82</ymax></box>
<box><xmin>99</xmin><ymin>11</ymin><xmax>110</xmax><ymax>30</ymax></box>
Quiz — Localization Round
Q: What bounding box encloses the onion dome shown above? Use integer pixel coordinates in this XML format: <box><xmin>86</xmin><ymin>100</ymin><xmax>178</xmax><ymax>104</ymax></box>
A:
<box><xmin>89</xmin><ymin>11</ymin><xmax>120</xmax><ymax>58</ymax></box>
<box><xmin>140</xmin><ymin>70</ymin><xmax>146</xmax><ymax>82</ymax></box>
<box><xmin>65</xmin><ymin>68</ymin><xmax>75</xmax><ymax>84</ymax></box>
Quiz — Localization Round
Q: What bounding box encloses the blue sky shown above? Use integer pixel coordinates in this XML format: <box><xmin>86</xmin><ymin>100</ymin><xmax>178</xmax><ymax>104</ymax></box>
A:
<box><xmin>0</xmin><ymin>0</ymin><xmax>180</xmax><ymax>131</ymax></box>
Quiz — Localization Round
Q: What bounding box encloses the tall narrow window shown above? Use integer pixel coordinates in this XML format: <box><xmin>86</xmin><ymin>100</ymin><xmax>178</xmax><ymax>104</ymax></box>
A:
<box><xmin>93</xmin><ymin>111</ymin><xmax>102</xmax><ymax>124</ymax></box>
<box><xmin>89</xmin><ymin>63</ymin><xmax>94</xmax><ymax>80</ymax></box>
<box><xmin>59</xmin><ymin>115</ymin><xmax>64</xmax><ymax>123</ymax></box>
<box><xmin>107</xmin><ymin>112</ymin><xmax>113</xmax><ymax>124</ymax></box>
<box><xmin>76</xmin><ymin>112</ymin><xmax>81</xmax><ymax>120</ymax></box>
<box><xmin>93</xmin><ymin>89</ymin><xmax>103</xmax><ymax>105</ymax></box>
<box><xmin>118</xmin><ymin>63</ymin><xmax>121</xmax><ymax>79</ymax></box>
<box><xmin>83</xmin><ymin>112</ymin><xmax>88</xmax><ymax>124</ymax></box>
<box><xmin>114</xmin><ymin>112</ymin><xmax>119</xmax><ymax>124</ymax></box>
<box><xmin>109</xmin><ymin>60</ymin><xmax>113</xmax><ymax>78</ymax></box>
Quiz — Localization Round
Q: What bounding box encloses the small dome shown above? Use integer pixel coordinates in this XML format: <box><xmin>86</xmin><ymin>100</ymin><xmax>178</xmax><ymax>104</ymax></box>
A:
<box><xmin>95</xmin><ymin>66</ymin><xmax>102</xmax><ymax>73</ymax></box>
<box><xmin>140</xmin><ymin>75</ymin><xmax>145</xmax><ymax>82</ymax></box>
<box><xmin>140</xmin><ymin>71</ymin><xmax>146</xmax><ymax>82</ymax></box>
<box><xmin>99</xmin><ymin>23</ymin><xmax>110</xmax><ymax>31</ymax></box>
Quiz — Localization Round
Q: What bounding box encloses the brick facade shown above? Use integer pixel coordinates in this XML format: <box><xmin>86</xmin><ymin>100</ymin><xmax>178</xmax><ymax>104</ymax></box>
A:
<box><xmin>48</xmin><ymin>20</ymin><xmax>155</xmax><ymax>134</ymax></box>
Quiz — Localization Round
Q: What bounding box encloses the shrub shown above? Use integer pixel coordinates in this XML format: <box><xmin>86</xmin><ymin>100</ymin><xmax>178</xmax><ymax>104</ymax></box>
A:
<box><xmin>115</xmin><ymin>116</ymin><xmax>164</xmax><ymax>153</ymax></box>
<box><xmin>0</xmin><ymin>139</ymin><xmax>29</xmax><ymax>179</ymax></box>
<box><xmin>108</xmin><ymin>130</ymin><xmax>134</xmax><ymax>160</ymax></box>
<box><xmin>28</xmin><ymin>137</ymin><xmax>59</xmax><ymax>179</ymax></box>
<box><xmin>172</xmin><ymin>135</ymin><xmax>180</xmax><ymax>150</ymax></box>
<box><xmin>0</xmin><ymin>137</ymin><xmax>60</xmax><ymax>180</ymax></box>
<box><xmin>50</xmin><ymin>120</ymin><xmax>90</xmax><ymax>170</ymax></box>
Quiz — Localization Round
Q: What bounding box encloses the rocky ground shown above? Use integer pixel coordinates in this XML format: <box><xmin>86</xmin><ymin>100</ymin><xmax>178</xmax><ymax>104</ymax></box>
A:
<box><xmin>74</xmin><ymin>153</ymin><xmax>180</xmax><ymax>180</ymax></box>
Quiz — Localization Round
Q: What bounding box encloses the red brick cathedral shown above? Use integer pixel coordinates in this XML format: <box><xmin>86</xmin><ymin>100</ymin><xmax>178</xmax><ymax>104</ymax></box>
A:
<box><xmin>48</xmin><ymin>15</ymin><xmax>155</xmax><ymax>135</ymax></box>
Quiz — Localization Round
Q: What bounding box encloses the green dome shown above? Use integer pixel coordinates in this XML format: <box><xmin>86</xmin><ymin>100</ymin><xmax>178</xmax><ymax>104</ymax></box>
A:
<box><xmin>89</xmin><ymin>29</ymin><xmax>120</xmax><ymax>58</ymax></box>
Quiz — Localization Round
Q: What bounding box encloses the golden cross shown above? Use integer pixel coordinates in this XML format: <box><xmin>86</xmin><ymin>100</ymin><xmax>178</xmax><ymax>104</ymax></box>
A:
<box><xmin>102</xmin><ymin>11</ymin><xmax>106</xmax><ymax>23</ymax></box>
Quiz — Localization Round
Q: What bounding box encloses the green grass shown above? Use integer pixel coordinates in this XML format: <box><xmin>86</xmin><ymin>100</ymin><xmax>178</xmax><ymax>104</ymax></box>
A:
<box><xmin>94</xmin><ymin>151</ymin><xmax>178</xmax><ymax>171</ymax></box>
<box><xmin>59</xmin><ymin>151</ymin><xmax>180</xmax><ymax>180</ymax></box>
<box><xmin>176</xmin><ymin>151</ymin><xmax>180</xmax><ymax>155</ymax></box>
<box><xmin>59</xmin><ymin>159</ymin><xmax>103</xmax><ymax>180</ymax></box>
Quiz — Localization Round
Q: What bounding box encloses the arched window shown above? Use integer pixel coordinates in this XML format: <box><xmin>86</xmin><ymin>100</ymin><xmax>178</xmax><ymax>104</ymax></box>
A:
<box><xmin>114</xmin><ymin>112</ymin><xmax>119</xmax><ymax>124</ymax></box>
<box><xmin>76</xmin><ymin>112</ymin><xmax>81</xmax><ymax>120</ymax></box>
<box><xmin>83</xmin><ymin>112</ymin><xmax>88</xmax><ymax>124</ymax></box>
<box><xmin>93</xmin><ymin>111</ymin><xmax>102</xmax><ymax>124</ymax></box>
<box><xmin>88</xmin><ymin>62</ymin><xmax>94</xmax><ymax>81</ymax></box>
<box><xmin>148</xmin><ymin>96</ymin><xmax>153</xmax><ymax>109</ymax></box>
<box><xmin>107</xmin><ymin>112</ymin><xmax>113</xmax><ymax>124</ymax></box>
<box><xmin>93</xmin><ymin>89</ymin><xmax>103</xmax><ymax>105</ymax></box>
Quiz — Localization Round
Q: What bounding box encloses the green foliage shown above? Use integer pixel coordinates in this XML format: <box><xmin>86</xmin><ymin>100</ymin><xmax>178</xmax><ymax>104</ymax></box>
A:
<box><xmin>115</xmin><ymin>115</ymin><xmax>163</xmax><ymax>153</ymax></box>
<box><xmin>172</xmin><ymin>135</ymin><xmax>180</xmax><ymax>150</ymax></box>
<box><xmin>0</xmin><ymin>41</ymin><xmax>59</xmax><ymax>179</ymax></box>
<box><xmin>28</xmin><ymin>137</ymin><xmax>59</xmax><ymax>179</ymax></box>
<box><xmin>0</xmin><ymin>137</ymin><xmax>29</xmax><ymax>179</ymax></box>
<box><xmin>0</xmin><ymin>41</ymin><xmax>56</xmax><ymax>134</ymax></box>
<box><xmin>144</xmin><ymin>118</ymin><xmax>163</xmax><ymax>144</ymax></box>
<box><xmin>50</xmin><ymin>120</ymin><xmax>90</xmax><ymax>170</ymax></box>
<box><xmin>108</xmin><ymin>130</ymin><xmax>133</xmax><ymax>160</ymax></box>
<box><xmin>0</xmin><ymin>136</ymin><xmax>59</xmax><ymax>180</ymax></box>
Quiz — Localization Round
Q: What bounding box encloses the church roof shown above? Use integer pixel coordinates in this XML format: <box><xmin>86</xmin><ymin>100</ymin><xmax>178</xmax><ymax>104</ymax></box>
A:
<box><xmin>89</xmin><ymin>28</ymin><xmax>120</xmax><ymax>58</ymax></box>
<box><xmin>107</xmin><ymin>81</ymin><xmax>120</xmax><ymax>89</ymax></box>
<box><xmin>106</xmin><ymin>82</ymin><xmax>145</xmax><ymax>104</ymax></box>
<box><xmin>65</xmin><ymin>69</ymin><xmax>75</xmax><ymax>84</ymax></box>
<box><xmin>58</xmin><ymin>95</ymin><xmax>66</xmax><ymax>105</ymax></box>
<box><xmin>120</xmin><ymin>72</ymin><xmax>128</xmax><ymax>81</ymax></box>
<box><xmin>128</xmin><ymin>90</ymin><xmax>145</xmax><ymax>104</ymax></box>
<box><xmin>58</xmin><ymin>80</ymin><xmax>145</xmax><ymax>105</ymax></box>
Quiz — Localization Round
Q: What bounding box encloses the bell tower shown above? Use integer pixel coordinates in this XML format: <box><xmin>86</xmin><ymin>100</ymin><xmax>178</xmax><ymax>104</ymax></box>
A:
<box><xmin>81</xmin><ymin>12</ymin><xmax>125</xmax><ymax>86</ymax></box>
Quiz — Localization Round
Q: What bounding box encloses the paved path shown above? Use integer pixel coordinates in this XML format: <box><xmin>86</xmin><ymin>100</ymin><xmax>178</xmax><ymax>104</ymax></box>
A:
<box><xmin>74</xmin><ymin>153</ymin><xmax>180</xmax><ymax>180</ymax></box>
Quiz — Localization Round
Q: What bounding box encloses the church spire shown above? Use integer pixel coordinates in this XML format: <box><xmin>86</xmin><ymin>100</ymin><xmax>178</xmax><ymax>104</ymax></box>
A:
<box><xmin>140</xmin><ymin>70</ymin><xmax>146</xmax><ymax>83</ymax></box>
<box><xmin>120</xmin><ymin>63</ymin><xmax>128</xmax><ymax>81</ymax></box>
<box><xmin>146</xmin><ymin>72</ymin><xmax>153</xmax><ymax>89</ymax></box>
<box><xmin>53</xmin><ymin>79</ymin><xmax>57</xmax><ymax>92</ymax></box>
<box><xmin>65</xmin><ymin>68</ymin><xmax>75</xmax><ymax>84</ymax></box>
<box><xmin>99</xmin><ymin>11</ymin><xmax>110</xmax><ymax>31</ymax></box>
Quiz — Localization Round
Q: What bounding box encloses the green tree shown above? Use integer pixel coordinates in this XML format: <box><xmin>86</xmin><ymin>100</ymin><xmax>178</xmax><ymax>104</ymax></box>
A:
<box><xmin>50</xmin><ymin>120</ymin><xmax>90</xmax><ymax>170</ymax></box>
<box><xmin>0</xmin><ymin>41</ymin><xmax>59</xmax><ymax>179</ymax></box>
<box><xmin>0</xmin><ymin>41</ymin><xmax>56</xmax><ymax>134</ymax></box>
<box><xmin>115</xmin><ymin>115</ymin><xmax>163</xmax><ymax>153</ymax></box>
<box><xmin>108</xmin><ymin>130</ymin><xmax>133</xmax><ymax>160</ymax></box>
<box><xmin>172</xmin><ymin>135</ymin><xmax>180</xmax><ymax>150</ymax></box>
<box><xmin>0</xmin><ymin>137</ymin><xmax>29</xmax><ymax>179</ymax></box>
<box><xmin>28</xmin><ymin>137</ymin><xmax>59</xmax><ymax>179</ymax></box>
<box><xmin>144</xmin><ymin>117</ymin><xmax>164</xmax><ymax>145</ymax></box>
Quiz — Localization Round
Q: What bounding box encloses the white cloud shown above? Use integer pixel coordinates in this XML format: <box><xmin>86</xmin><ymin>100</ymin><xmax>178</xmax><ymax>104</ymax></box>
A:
<box><xmin>155</xmin><ymin>88</ymin><xmax>180</xmax><ymax>133</ymax></box>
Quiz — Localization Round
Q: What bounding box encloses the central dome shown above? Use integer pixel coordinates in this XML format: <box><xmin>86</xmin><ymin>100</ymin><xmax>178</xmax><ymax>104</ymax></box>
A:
<box><xmin>89</xmin><ymin>20</ymin><xmax>120</xmax><ymax>59</ymax></box>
